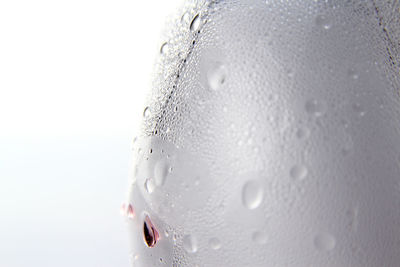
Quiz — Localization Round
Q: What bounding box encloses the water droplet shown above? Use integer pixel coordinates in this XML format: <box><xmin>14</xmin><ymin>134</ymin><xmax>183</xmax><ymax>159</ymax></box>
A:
<box><xmin>183</xmin><ymin>234</ymin><xmax>198</xmax><ymax>253</ymax></box>
<box><xmin>127</xmin><ymin>204</ymin><xmax>135</xmax><ymax>219</ymax></box>
<box><xmin>164</xmin><ymin>229</ymin><xmax>170</xmax><ymax>237</ymax></box>
<box><xmin>352</xmin><ymin>103</ymin><xmax>365</xmax><ymax>117</ymax></box>
<box><xmin>143</xmin><ymin>215</ymin><xmax>159</xmax><ymax>248</ymax></box>
<box><xmin>314</xmin><ymin>232</ymin><xmax>336</xmax><ymax>251</ymax></box>
<box><xmin>287</xmin><ymin>69</ymin><xmax>294</xmax><ymax>78</ymax></box>
<box><xmin>268</xmin><ymin>94</ymin><xmax>277</xmax><ymax>102</ymax></box>
<box><xmin>160</xmin><ymin>42</ymin><xmax>169</xmax><ymax>54</ymax></box>
<box><xmin>252</xmin><ymin>231</ymin><xmax>268</xmax><ymax>245</ymax></box>
<box><xmin>296</xmin><ymin>127</ymin><xmax>310</xmax><ymax>139</ymax></box>
<box><xmin>207</xmin><ymin>63</ymin><xmax>227</xmax><ymax>90</ymax></box>
<box><xmin>315</xmin><ymin>15</ymin><xmax>331</xmax><ymax>30</ymax></box>
<box><xmin>348</xmin><ymin>68</ymin><xmax>359</xmax><ymax>80</ymax></box>
<box><xmin>305</xmin><ymin>99</ymin><xmax>325</xmax><ymax>117</ymax></box>
<box><xmin>242</xmin><ymin>180</ymin><xmax>263</xmax><ymax>210</ymax></box>
<box><xmin>181</xmin><ymin>12</ymin><xmax>190</xmax><ymax>24</ymax></box>
<box><xmin>341</xmin><ymin>147</ymin><xmax>351</xmax><ymax>156</ymax></box>
<box><xmin>346</xmin><ymin>206</ymin><xmax>359</xmax><ymax>232</ymax></box>
<box><xmin>208</xmin><ymin>237</ymin><xmax>221</xmax><ymax>250</ymax></box>
<box><xmin>131</xmin><ymin>137</ymin><xmax>138</xmax><ymax>150</ymax></box>
<box><xmin>190</xmin><ymin>14</ymin><xmax>201</xmax><ymax>32</ymax></box>
<box><xmin>145</xmin><ymin>179</ymin><xmax>155</xmax><ymax>193</ymax></box>
<box><xmin>129</xmin><ymin>254</ymin><xmax>139</xmax><ymax>265</ymax></box>
<box><xmin>290</xmin><ymin>165</ymin><xmax>308</xmax><ymax>180</ymax></box>
<box><xmin>143</xmin><ymin>106</ymin><xmax>151</xmax><ymax>118</ymax></box>
<box><xmin>154</xmin><ymin>159</ymin><xmax>171</xmax><ymax>186</ymax></box>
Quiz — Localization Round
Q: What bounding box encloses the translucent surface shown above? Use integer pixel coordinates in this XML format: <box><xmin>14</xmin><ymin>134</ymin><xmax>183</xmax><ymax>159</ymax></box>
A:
<box><xmin>125</xmin><ymin>0</ymin><xmax>400</xmax><ymax>266</ymax></box>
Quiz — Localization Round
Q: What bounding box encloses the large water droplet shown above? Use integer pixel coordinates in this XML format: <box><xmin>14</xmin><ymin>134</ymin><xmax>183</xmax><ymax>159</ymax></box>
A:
<box><xmin>242</xmin><ymin>180</ymin><xmax>263</xmax><ymax>210</ymax></box>
<box><xmin>315</xmin><ymin>15</ymin><xmax>332</xmax><ymax>30</ymax></box>
<box><xmin>143</xmin><ymin>106</ymin><xmax>151</xmax><ymax>118</ymax></box>
<box><xmin>314</xmin><ymin>232</ymin><xmax>336</xmax><ymax>251</ymax></box>
<box><xmin>154</xmin><ymin>159</ymin><xmax>171</xmax><ymax>186</ymax></box>
<box><xmin>183</xmin><ymin>234</ymin><xmax>198</xmax><ymax>253</ymax></box>
<box><xmin>290</xmin><ymin>165</ymin><xmax>308</xmax><ymax>180</ymax></box>
<box><xmin>143</xmin><ymin>215</ymin><xmax>159</xmax><ymax>248</ymax></box>
<box><xmin>208</xmin><ymin>237</ymin><xmax>221</xmax><ymax>250</ymax></box>
<box><xmin>190</xmin><ymin>14</ymin><xmax>201</xmax><ymax>32</ymax></box>
<box><xmin>305</xmin><ymin>99</ymin><xmax>325</xmax><ymax>117</ymax></box>
<box><xmin>160</xmin><ymin>42</ymin><xmax>170</xmax><ymax>55</ymax></box>
<box><xmin>252</xmin><ymin>231</ymin><xmax>268</xmax><ymax>245</ymax></box>
<box><xmin>181</xmin><ymin>12</ymin><xmax>190</xmax><ymax>24</ymax></box>
<box><xmin>207</xmin><ymin>63</ymin><xmax>227</xmax><ymax>90</ymax></box>
<box><xmin>145</xmin><ymin>178</ymin><xmax>155</xmax><ymax>193</ymax></box>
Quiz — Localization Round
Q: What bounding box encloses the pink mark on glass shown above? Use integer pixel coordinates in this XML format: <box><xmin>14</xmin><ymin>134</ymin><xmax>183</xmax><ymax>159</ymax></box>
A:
<box><xmin>127</xmin><ymin>204</ymin><xmax>135</xmax><ymax>219</ymax></box>
<box><xmin>120</xmin><ymin>203</ymin><xmax>126</xmax><ymax>216</ymax></box>
<box><xmin>120</xmin><ymin>202</ymin><xmax>135</xmax><ymax>219</ymax></box>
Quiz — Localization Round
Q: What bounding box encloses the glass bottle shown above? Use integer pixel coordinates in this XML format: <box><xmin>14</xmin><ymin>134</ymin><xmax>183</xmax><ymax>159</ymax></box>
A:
<box><xmin>124</xmin><ymin>1</ymin><xmax>400</xmax><ymax>266</ymax></box>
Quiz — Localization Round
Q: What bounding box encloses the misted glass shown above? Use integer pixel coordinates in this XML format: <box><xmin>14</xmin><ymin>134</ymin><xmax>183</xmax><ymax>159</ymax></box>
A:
<box><xmin>123</xmin><ymin>1</ymin><xmax>400</xmax><ymax>266</ymax></box>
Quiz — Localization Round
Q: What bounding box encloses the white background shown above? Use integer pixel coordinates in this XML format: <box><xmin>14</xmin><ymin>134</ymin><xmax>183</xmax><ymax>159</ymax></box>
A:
<box><xmin>0</xmin><ymin>0</ymin><xmax>182</xmax><ymax>266</ymax></box>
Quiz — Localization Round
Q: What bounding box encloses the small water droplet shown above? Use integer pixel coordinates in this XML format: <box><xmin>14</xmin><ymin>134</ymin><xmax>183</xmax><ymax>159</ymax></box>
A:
<box><xmin>347</xmin><ymin>68</ymin><xmax>359</xmax><ymax>80</ymax></box>
<box><xmin>315</xmin><ymin>15</ymin><xmax>331</xmax><ymax>30</ymax></box>
<box><xmin>290</xmin><ymin>165</ymin><xmax>308</xmax><ymax>180</ymax></box>
<box><xmin>296</xmin><ymin>127</ymin><xmax>310</xmax><ymax>139</ymax></box>
<box><xmin>129</xmin><ymin>254</ymin><xmax>139</xmax><ymax>265</ymax></box>
<box><xmin>242</xmin><ymin>180</ymin><xmax>263</xmax><ymax>210</ymax></box>
<box><xmin>154</xmin><ymin>159</ymin><xmax>170</xmax><ymax>186</ymax></box>
<box><xmin>190</xmin><ymin>14</ymin><xmax>201</xmax><ymax>32</ymax></box>
<box><xmin>287</xmin><ymin>69</ymin><xmax>294</xmax><ymax>78</ymax></box>
<box><xmin>208</xmin><ymin>237</ymin><xmax>221</xmax><ymax>250</ymax></box>
<box><xmin>143</xmin><ymin>215</ymin><xmax>159</xmax><ymax>248</ymax></box>
<box><xmin>143</xmin><ymin>106</ymin><xmax>151</xmax><ymax>118</ymax></box>
<box><xmin>346</xmin><ymin>206</ymin><xmax>359</xmax><ymax>232</ymax></box>
<box><xmin>183</xmin><ymin>234</ymin><xmax>198</xmax><ymax>253</ymax></box>
<box><xmin>341</xmin><ymin>147</ymin><xmax>351</xmax><ymax>156</ymax></box>
<box><xmin>164</xmin><ymin>229</ymin><xmax>170</xmax><ymax>237</ymax></box>
<box><xmin>352</xmin><ymin>103</ymin><xmax>365</xmax><ymax>117</ymax></box>
<box><xmin>314</xmin><ymin>232</ymin><xmax>336</xmax><ymax>251</ymax></box>
<box><xmin>131</xmin><ymin>137</ymin><xmax>138</xmax><ymax>150</ymax></box>
<box><xmin>305</xmin><ymin>99</ymin><xmax>325</xmax><ymax>117</ymax></box>
<box><xmin>341</xmin><ymin>119</ymin><xmax>350</xmax><ymax>129</ymax></box>
<box><xmin>160</xmin><ymin>42</ymin><xmax>169</xmax><ymax>54</ymax></box>
<box><xmin>207</xmin><ymin>63</ymin><xmax>227</xmax><ymax>90</ymax></box>
<box><xmin>268</xmin><ymin>94</ymin><xmax>277</xmax><ymax>102</ymax></box>
<box><xmin>145</xmin><ymin>179</ymin><xmax>155</xmax><ymax>193</ymax></box>
<box><xmin>252</xmin><ymin>231</ymin><xmax>268</xmax><ymax>245</ymax></box>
